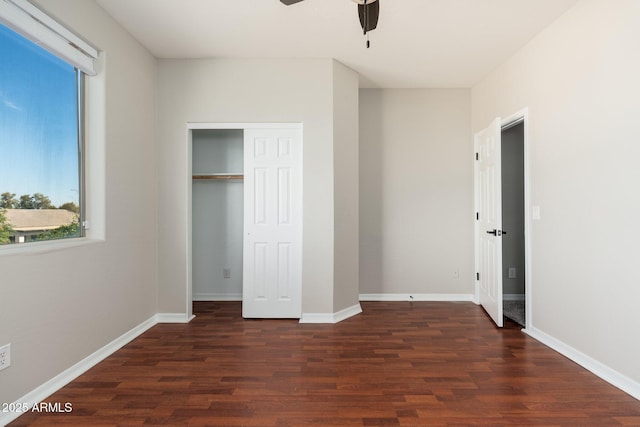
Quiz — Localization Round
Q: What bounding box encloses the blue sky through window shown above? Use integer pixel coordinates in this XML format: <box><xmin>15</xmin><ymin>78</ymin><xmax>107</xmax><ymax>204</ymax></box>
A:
<box><xmin>0</xmin><ymin>23</ymin><xmax>79</xmax><ymax>207</ymax></box>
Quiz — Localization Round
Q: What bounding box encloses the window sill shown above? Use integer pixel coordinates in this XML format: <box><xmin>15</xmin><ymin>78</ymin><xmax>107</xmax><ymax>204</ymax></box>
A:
<box><xmin>0</xmin><ymin>237</ymin><xmax>105</xmax><ymax>256</ymax></box>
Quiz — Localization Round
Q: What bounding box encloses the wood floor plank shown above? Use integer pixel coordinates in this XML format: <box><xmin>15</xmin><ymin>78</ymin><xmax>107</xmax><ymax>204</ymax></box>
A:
<box><xmin>8</xmin><ymin>301</ymin><xmax>640</xmax><ymax>426</ymax></box>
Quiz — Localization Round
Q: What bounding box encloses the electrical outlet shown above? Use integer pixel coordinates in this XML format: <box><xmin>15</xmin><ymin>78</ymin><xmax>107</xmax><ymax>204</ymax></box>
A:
<box><xmin>0</xmin><ymin>343</ymin><xmax>10</xmax><ymax>371</ymax></box>
<box><xmin>508</xmin><ymin>267</ymin><xmax>517</xmax><ymax>279</ymax></box>
<box><xmin>223</xmin><ymin>268</ymin><xmax>231</xmax><ymax>279</ymax></box>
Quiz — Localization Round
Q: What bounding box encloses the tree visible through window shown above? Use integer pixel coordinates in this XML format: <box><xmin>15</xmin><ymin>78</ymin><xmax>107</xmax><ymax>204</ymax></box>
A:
<box><xmin>0</xmin><ymin>23</ymin><xmax>83</xmax><ymax>245</ymax></box>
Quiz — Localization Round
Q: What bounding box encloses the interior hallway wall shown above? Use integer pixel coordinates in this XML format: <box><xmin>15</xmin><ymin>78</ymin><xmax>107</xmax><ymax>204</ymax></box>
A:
<box><xmin>501</xmin><ymin>124</ymin><xmax>525</xmax><ymax>296</ymax></box>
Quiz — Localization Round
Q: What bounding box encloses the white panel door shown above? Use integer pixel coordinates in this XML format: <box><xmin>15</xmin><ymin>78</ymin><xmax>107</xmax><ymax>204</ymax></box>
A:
<box><xmin>243</xmin><ymin>128</ymin><xmax>302</xmax><ymax>318</ymax></box>
<box><xmin>475</xmin><ymin>118</ymin><xmax>503</xmax><ymax>327</ymax></box>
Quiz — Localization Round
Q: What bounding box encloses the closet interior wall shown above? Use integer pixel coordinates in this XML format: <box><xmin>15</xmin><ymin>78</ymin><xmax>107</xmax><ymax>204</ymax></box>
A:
<box><xmin>192</xmin><ymin>129</ymin><xmax>244</xmax><ymax>301</ymax></box>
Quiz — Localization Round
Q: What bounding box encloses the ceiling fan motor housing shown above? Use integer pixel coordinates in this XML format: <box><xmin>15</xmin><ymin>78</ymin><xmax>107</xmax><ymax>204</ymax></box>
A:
<box><xmin>358</xmin><ymin>0</ymin><xmax>379</xmax><ymax>33</ymax></box>
<box><xmin>280</xmin><ymin>0</ymin><xmax>380</xmax><ymax>38</ymax></box>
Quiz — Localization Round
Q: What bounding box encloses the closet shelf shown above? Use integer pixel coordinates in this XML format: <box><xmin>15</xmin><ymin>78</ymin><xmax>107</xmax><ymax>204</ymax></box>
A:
<box><xmin>193</xmin><ymin>173</ymin><xmax>243</xmax><ymax>180</ymax></box>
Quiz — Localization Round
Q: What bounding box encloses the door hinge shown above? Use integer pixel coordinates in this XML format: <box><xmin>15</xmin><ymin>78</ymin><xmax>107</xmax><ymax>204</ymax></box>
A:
<box><xmin>476</xmin><ymin>272</ymin><xmax>480</xmax><ymax>281</ymax></box>
<box><xmin>476</xmin><ymin>212</ymin><xmax>479</xmax><ymax>220</ymax></box>
<box><xmin>475</xmin><ymin>152</ymin><xmax>479</xmax><ymax>161</ymax></box>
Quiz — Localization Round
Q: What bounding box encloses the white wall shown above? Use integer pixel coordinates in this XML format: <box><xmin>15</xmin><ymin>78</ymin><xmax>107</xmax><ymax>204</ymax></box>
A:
<box><xmin>359</xmin><ymin>89</ymin><xmax>473</xmax><ymax>296</ymax></box>
<box><xmin>192</xmin><ymin>130</ymin><xmax>244</xmax><ymax>300</ymax></box>
<box><xmin>472</xmin><ymin>0</ymin><xmax>640</xmax><ymax>385</ymax></box>
<box><xmin>0</xmin><ymin>0</ymin><xmax>157</xmax><ymax>405</ymax></box>
<box><xmin>157</xmin><ymin>58</ymin><xmax>360</xmax><ymax>317</ymax></box>
<box><xmin>332</xmin><ymin>61</ymin><xmax>360</xmax><ymax>312</ymax></box>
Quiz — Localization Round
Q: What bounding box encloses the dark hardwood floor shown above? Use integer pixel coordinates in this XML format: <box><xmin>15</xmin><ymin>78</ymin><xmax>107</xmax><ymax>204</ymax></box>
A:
<box><xmin>10</xmin><ymin>301</ymin><xmax>640</xmax><ymax>426</ymax></box>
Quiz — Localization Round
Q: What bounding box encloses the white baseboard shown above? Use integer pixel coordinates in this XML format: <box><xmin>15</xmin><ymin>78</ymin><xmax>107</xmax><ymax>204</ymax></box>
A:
<box><xmin>503</xmin><ymin>293</ymin><xmax>525</xmax><ymax>301</ymax></box>
<box><xmin>193</xmin><ymin>293</ymin><xmax>242</xmax><ymax>301</ymax></box>
<box><xmin>0</xmin><ymin>315</ymin><xmax>157</xmax><ymax>427</ymax></box>
<box><xmin>156</xmin><ymin>313</ymin><xmax>195</xmax><ymax>323</ymax></box>
<box><xmin>359</xmin><ymin>293</ymin><xmax>474</xmax><ymax>302</ymax></box>
<box><xmin>299</xmin><ymin>303</ymin><xmax>362</xmax><ymax>324</ymax></box>
<box><xmin>524</xmin><ymin>326</ymin><xmax>640</xmax><ymax>401</ymax></box>
<box><xmin>334</xmin><ymin>303</ymin><xmax>363</xmax><ymax>323</ymax></box>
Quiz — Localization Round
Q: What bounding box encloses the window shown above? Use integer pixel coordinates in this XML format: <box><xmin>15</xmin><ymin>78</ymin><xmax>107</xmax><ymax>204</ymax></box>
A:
<box><xmin>0</xmin><ymin>0</ymin><xmax>97</xmax><ymax>247</ymax></box>
<box><xmin>0</xmin><ymin>23</ymin><xmax>83</xmax><ymax>245</ymax></box>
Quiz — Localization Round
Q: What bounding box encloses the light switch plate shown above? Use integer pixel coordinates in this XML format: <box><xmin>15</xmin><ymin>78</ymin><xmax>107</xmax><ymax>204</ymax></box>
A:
<box><xmin>532</xmin><ymin>206</ymin><xmax>541</xmax><ymax>220</ymax></box>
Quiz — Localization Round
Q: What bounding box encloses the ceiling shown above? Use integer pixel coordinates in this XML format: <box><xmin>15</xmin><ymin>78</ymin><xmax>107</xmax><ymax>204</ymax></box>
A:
<box><xmin>95</xmin><ymin>0</ymin><xmax>579</xmax><ymax>88</ymax></box>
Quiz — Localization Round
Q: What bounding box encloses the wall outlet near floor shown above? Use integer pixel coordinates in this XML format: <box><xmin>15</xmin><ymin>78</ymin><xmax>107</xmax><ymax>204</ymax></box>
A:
<box><xmin>223</xmin><ymin>268</ymin><xmax>231</xmax><ymax>279</ymax></box>
<box><xmin>0</xmin><ymin>343</ymin><xmax>11</xmax><ymax>371</ymax></box>
<box><xmin>508</xmin><ymin>267</ymin><xmax>517</xmax><ymax>279</ymax></box>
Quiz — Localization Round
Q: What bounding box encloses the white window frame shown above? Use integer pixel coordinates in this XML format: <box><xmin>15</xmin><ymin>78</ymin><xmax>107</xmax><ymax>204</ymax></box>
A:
<box><xmin>0</xmin><ymin>0</ymin><xmax>97</xmax><ymax>75</ymax></box>
<box><xmin>0</xmin><ymin>0</ymin><xmax>104</xmax><ymax>255</ymax></box>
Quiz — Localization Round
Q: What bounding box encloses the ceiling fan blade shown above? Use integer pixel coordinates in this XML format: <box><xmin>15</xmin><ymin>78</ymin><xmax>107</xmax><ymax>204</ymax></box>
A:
<box><xmin>280</xmin><ymin>0</ymin><xmax>305</xmax><ymax>5</ymax></box>
<box><xmin>358</xmin><ymin>0</ymin><xmax>379</xmax><ymax>33</ymax></box>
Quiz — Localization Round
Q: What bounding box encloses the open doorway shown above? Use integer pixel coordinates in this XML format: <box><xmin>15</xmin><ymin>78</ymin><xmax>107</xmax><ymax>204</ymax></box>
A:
<box><xmin>501</xmin><ymin>121</ymin><xmax>526</xmax><ymax>327</ymax></box>
<box><xmin>474</xmin><ymin>110</ymin><xmax>530</xmax><ymax>329</ymax></box>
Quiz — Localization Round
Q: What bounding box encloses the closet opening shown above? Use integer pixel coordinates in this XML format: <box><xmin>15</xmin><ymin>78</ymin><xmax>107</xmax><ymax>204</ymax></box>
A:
<box><xmin>192</xmin><ymin>129</ymin><xmax>244</xmax><ymax>303</ymax></box>
<box><xmin>186</xmin><ymin>123</ymin><xmax>303</xmax><ymax>319</ymax></box>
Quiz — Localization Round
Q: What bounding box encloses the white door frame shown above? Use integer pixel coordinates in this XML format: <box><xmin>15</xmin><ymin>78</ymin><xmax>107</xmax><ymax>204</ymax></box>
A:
<box><xmin>185</xmin><ymin>122</ymin><xmax>303</xmax><ymax>319</ymax></box>
<box><xmin>474</xmin><ymin>109</ymin><xmax>532</xmax><ymax>329</ymax></box>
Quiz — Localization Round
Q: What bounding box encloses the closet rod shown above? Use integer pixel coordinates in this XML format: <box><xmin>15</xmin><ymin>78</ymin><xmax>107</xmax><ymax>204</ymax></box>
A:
<box><xmin>193</xmin><ymin>174</ymin><xmax>243</xmax><ymax>180</ymax></box>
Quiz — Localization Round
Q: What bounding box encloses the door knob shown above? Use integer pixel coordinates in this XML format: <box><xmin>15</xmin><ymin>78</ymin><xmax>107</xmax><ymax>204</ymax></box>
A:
<box><xmin>486</xmin><ymin>229</ymin><xmax>497</xmax><ymax>236</ymax></box>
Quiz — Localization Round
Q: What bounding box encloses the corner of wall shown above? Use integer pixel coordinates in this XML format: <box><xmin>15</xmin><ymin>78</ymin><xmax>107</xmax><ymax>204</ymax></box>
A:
<box><xmin>331</xmin><ymin>59</ymin><xmax>360</xmax><ymax>314</ymax></box>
